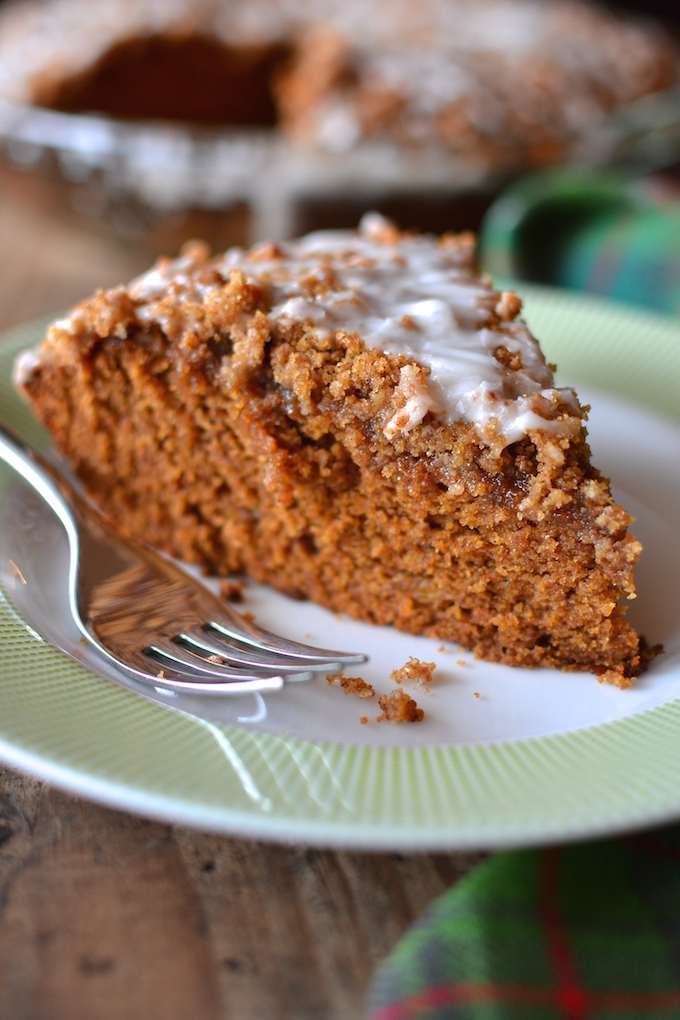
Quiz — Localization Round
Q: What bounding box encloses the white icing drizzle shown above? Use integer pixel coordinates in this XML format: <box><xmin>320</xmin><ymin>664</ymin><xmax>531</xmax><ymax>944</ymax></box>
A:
<box><xmin>128</xmin><ymin>212</ymin><xmax>581</xmax><ymax>446</ymax></box>
<box><xmin>12</xmin><ymin>347</ymin><xmax>43</xmax><ymax>388</ymax></box>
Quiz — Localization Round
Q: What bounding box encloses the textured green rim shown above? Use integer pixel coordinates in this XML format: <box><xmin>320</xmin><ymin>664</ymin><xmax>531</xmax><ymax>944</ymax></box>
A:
<box><xmin>0</xmin><ymin>287</ymin><xmax>678</xmax><ymax>850</ymax></box>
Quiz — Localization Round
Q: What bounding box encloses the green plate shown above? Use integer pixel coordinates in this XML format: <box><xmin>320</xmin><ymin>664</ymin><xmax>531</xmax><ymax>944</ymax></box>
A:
<box><xmin>0</xmin><ymin>287</ymin><xmax>678</xmax><ymax>850</ymax></box>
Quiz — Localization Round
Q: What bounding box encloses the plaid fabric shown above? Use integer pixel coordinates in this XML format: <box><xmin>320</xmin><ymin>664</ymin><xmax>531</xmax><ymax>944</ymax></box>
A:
<box><xmin>368</xmin><ymin>826</ymin><xmax>680</xmax><ymax>1019</ymax></box>
<box><xmin>479</xmin><ymin>169</ymin><xmax>680</xmax><ymax>315</ymax></box>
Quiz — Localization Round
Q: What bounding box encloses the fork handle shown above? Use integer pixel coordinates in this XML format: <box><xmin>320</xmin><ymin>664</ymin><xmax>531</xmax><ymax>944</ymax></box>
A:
<box><xmin>0</xmin><ymin>418</ymin><xmax>79</xmax><ymax>546</ymax></box>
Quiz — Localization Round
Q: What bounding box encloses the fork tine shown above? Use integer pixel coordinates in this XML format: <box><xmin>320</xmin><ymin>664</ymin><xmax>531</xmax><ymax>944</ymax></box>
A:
<box><xmin>110</xmin><ymin>643</ymin><xmax>293</xmax><ymax>694</ymax></box>
<box><xmin>179</xmin><ymin>625</ymin><xmax>343</xmax><ymax>672</ymax></box>
<box><xmin>143</xmin><ymin>639</ymin><xmax>316</xmax><ymax>683</ymax></box>
<box><xmin>208</xmin><ymin>609</ymin><xmax>367</xmax><ymax>665</ymax></box>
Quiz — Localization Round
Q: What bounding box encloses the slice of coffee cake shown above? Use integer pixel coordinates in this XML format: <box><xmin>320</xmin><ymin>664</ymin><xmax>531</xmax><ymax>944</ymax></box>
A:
<box><xmin>14</xmin><ymin>214</ymin><xmax>654</xmax><ymax>684</ymax></box>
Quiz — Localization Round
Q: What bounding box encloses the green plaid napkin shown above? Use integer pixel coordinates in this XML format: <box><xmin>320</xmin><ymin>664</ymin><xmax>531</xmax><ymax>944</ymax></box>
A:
<box><xmin>369</xmin><ymin>826</ymin><xmax>680</xmax><ymax>1019</ymax></box>
<box><xmin>479</xmin><ymin>168</ymin><xmax>680</xmax><ymax>314</ymax></box>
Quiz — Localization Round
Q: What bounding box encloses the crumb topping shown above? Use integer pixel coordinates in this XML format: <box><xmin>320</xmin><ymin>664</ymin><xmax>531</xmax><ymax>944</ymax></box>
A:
<box><xmin>121</xmin><ymin>212</ymin><xmax>582</xmax><ymax>447</ymax></box>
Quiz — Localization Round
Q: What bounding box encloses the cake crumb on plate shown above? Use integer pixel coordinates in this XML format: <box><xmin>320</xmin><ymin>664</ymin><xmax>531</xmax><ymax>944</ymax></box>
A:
<box><xmin>219</xmin><ymin>578</ymin><xmax>245</xmax><ymax>603</ymax></box>
<box><xmin>377</xmin><ymin>689</ymin><xmax>424</xmax><ymax>723</ymax></box>
<box><xmin>328</xmin><ymin>673</ymin><xmax>376</xmax><ymax>698</ymax></box>
<box><xmin>391</xmin><ymin>655</ymin><xmax>436</xmax><ymax>688</ymax></box>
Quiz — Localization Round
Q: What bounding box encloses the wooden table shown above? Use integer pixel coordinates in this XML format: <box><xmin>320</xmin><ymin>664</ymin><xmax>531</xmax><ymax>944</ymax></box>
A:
<box><xmin>0</xmin><ymin>168</ymin><xmax>485</xmax><ymax>1020</ymax></box>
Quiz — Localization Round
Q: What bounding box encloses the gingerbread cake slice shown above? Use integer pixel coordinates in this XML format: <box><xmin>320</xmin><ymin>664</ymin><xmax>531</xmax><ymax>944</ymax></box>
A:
<box><xmin>14</xmin><ymin>213</ymin><xmax>655</xmax><ymax>684</ymax></box>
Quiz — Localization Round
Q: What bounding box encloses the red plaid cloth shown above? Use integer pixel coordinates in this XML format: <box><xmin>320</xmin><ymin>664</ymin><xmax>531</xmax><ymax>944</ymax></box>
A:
<box><xmin>368</xmin><ymin>826</ymin><xmax>680</xmax><ymax>1019</ymax></box>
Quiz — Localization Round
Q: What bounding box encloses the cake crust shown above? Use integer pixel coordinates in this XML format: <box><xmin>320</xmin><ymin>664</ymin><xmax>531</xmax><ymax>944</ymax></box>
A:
<box><xmin>15</xmin><ymin>220</ymin><xmax>656</xmax><ymax>683</ymax></box>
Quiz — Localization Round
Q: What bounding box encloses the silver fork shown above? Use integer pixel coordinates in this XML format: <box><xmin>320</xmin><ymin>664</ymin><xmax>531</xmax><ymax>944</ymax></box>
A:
<box><xmin>0</xmin><ymin>420</ymin><xmax>366</xmax><ymax>695</ymax></box>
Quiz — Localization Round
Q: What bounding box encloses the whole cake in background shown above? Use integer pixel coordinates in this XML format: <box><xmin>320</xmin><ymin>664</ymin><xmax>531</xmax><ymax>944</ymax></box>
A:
<box><xmin>13</xmin><ymin>214</ymin><xmax>660</xmax><ymax>686</ymax></box>
<box><xmin>0</xmin><ymin>0</ymin><xmax>675</xmax><ymax>172</ymax></box>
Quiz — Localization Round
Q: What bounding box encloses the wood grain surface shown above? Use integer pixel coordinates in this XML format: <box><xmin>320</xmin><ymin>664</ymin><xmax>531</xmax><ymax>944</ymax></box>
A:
<box><xmin>0</xmin><ymin>167</ymin><xmax>486</xmax><ymax>1019</ymax></box>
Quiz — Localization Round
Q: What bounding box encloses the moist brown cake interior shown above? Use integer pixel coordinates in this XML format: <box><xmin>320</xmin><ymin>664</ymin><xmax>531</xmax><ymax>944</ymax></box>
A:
<box><xmin>34</xmin><ymin>35</ymin><xmax>291</xmax><ymax>126</ymax></box>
